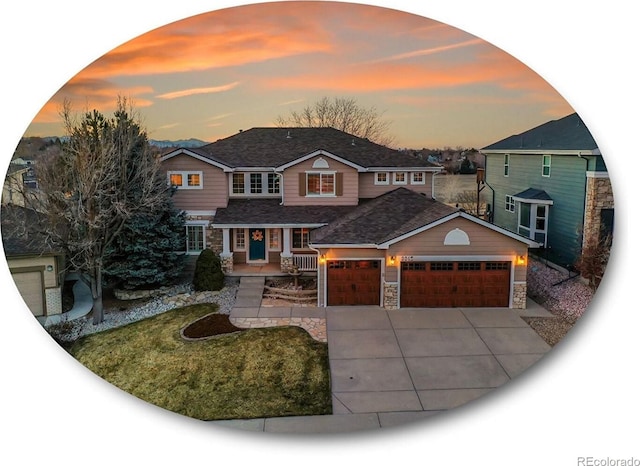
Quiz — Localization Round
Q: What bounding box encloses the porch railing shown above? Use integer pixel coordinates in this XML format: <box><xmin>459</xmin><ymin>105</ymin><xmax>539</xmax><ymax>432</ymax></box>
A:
<box><xmin>292</xmin><ymin>254</ymin><xmax>318</xmax><ymax>271</ymax></box>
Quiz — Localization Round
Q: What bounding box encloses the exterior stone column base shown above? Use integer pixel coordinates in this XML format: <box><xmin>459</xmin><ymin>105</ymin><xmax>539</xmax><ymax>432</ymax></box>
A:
<box><xmin>220</xmin><ymin>253</ymin><xmax>234</xmax><ymax>274</ymax></box>
<box><xmin>512</xmin><ymin>282</ymin><xmax>527</xmax><ymax>309</ymax></box>
<box><xmin>383</xmin><ymin>282</ymin><xmax>398</xmax><ymax>309</ymax></box>
<box><xmin>45</xmin><ymin>286</ymin><xmax>63</xmax><ymax>315</ymax></box>
<box><xmin>280</xmin><ymin>254</ymin><xmax>293</xmax><ymax>272</ymax></box>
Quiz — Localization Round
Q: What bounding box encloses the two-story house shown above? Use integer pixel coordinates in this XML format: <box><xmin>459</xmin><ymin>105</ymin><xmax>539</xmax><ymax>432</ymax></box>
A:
<box><xmin>481</xmin><ymin>113</ymin><xmax>613</xmax><ymax>268</ymax></box>
<box><xmin>161</xmin><ymin>127</ymin><xmax>539</xmax><ymax>309</ymax></box>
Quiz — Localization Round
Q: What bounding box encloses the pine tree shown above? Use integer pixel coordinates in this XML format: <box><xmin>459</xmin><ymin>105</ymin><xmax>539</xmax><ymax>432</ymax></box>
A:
<box><xmin>104</xmin><ymin>196</ymin><xmax>186</xmax><ymax>290</ymax></box>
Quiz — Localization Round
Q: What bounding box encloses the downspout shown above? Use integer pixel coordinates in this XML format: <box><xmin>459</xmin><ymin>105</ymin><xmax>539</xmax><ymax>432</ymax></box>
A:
<box><xmin>577</xmin><ymin>152</ymin><xmax>589</xmax><ymax>251</ymax></box>
<box><xmin>482</xmin><ymin>152</ymin><xmax>496</xmax><ymax>223</ymax></box>
<box><xmin>272</xmin><ymin>169</ymin><xmax>284</xmax><ymax>205</ymax></box>
<box><xmin>431</xmin><ymin>171</ymin><xmax>438</xmax><ymax>199</ymax></box>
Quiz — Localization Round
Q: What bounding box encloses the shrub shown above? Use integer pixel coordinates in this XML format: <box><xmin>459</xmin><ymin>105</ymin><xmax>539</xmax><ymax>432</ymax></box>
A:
<box><xmin>193</xmin><ymin>249</ymin><xmax>224</xmax><ymax>291</ymax></box>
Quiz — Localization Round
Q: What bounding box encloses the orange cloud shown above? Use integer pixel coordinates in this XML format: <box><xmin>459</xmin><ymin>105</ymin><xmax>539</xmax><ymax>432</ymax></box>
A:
<box><xmin>156</xmin><ymin>82</ymin><xmax>240</xmax><ymax>100</ymax></box>
<box><xmin>32</xmin><ymin>82</ymin><xmax>153</xmax><ymax>124</ymax></box>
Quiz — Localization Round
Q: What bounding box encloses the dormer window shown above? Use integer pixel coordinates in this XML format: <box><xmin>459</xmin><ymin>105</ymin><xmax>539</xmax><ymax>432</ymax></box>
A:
<box><xmin>306</xmin><ymin>172</ymin><xmax>335</xmax><ymax>196</ymax></box>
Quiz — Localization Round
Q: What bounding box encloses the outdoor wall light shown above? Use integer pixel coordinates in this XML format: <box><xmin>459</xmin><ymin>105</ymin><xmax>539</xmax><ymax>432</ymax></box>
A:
<box><xmin>46</xmin><ymin>265</ymin><xmax>54</xmax><ymax>272</ymax></box>
<box><xmin>319</xmin><ymin>254</ymin><xmax>326</xmax><ymax>264</ymax></box>
<box><xmin>389</xmin><ymin>256</ymin><xmax>396</xmax><ymax>265</ymax></box>
<box><xmin>517</xmin><ymin>255</ymin><xmax>526</xmax><ymax>266</ymax></box>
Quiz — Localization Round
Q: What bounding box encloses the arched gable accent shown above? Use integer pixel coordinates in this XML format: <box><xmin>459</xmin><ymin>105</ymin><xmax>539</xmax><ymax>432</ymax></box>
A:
<box><xmin>444</xmin><ymin>228</ymin><xmax>470</xmax><ymax>245</ymax></box>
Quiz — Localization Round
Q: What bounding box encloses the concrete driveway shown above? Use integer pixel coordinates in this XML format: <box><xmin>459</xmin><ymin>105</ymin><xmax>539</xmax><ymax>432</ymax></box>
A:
<box><xmin>215</xmin><ymin>299</ymin><xmax>552</xmax><ymax>433</ymax></box>
<box><xmin>327</xmin><ymin>305</ymin><xmax>550</xmax><ymax>425</ymax></box>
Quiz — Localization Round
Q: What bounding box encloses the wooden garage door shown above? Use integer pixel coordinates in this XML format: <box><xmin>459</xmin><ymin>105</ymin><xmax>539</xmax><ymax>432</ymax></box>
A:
<box><xmin>327</xmin><ymin>260</ymin><xmax>381</xmax><ymax>306</ymax></box>
<box><xmin>12</xmin><ymin>271</ymin><xmax>45</xmax><ymax>316</ymax></box>
<box><xmin>400</xmin><ymin>261</ymin><xmax>510</xmax><ymax>308</ymax></box>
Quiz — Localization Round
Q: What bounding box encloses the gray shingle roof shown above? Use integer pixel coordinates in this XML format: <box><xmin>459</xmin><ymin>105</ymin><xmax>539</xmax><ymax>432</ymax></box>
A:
<box><xmin>181</xmin><ymin>127</ymin><xmax>441</xmax><ymax>169</ymax></box>
<box><xmin>482</xmin><ymin>113</ymin><xmax>598</xmax><ymax>152</ymax></box>
<box><xmin>513</xmin><ymin>188</ymin><xmax>553</xmax><ymax>202</ymax></box>
<box><xmin>212</xmin><ymin>199</ymin><xmax>356</xmax><ymax>226</ymax></box>
<box><xmin>310</xmin><ymin>188</ymin><xmax>459</xmax><ymax>245</ymax></box>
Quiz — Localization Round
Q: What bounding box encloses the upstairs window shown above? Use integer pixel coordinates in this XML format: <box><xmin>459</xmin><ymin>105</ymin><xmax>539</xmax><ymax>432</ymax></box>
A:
<box><xmin>250</xmin><ymin>173</ymin><xmax>263</xmax><ymax>194</ymax></box>
<box><xmin>411</xmin><ymin>172</ymin><xmax>425</xmax><ymax>185</ymax></box>
<box><xmin>542</xmin><ymin>155</ymin><xmax>551</xmax><ymax>177</ymax></box>
<box><xmin>232</xmin><ymin>173</ymin><xmax>245</xmax><ymax>194</ymax></box>
<box><xmin>375</xmin><ymin>172</ymin><xmax>389</xmax><ymax>185</ymax></box>
<box><xmin>393</xmin><ymin>172</ymin><xmax>407</xmax><ymax>185</ymax></box>
<box><xmin>168</xmin><ymin>171</ymin><xmax>203</xmax><ymax>189</ymax></box>
<box><xmin>504</xmin><ymin>154</ymin><xmax>510</xmax><ymax>177</ymax></box>
<box><xmin>231</xmin><ymin>172</ymin><xmax>280</xmax><ymax>196</ymax></box>
<box><xmin>307</xmin><ymin>172</ymin><xmax>335</xmax><ymax>196</ymax></box>
<box><xmin>268</xmin><ymin>173</ymin><xmax>280</xmax><ymax>194</ymax></box>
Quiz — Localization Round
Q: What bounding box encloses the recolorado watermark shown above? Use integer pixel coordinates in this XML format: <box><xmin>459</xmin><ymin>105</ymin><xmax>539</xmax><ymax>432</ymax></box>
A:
<box><xmin>578</xmin><ymin>458</ymin><xmax>640</xmax><ymax>466</ymax></box>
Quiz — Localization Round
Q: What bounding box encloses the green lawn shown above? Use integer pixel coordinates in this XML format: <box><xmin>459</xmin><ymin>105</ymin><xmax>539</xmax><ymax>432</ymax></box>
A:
<box><xmin>68</xmin><ymin>304</ymin><xmax>332</xmax><ymax>420</ymax></box>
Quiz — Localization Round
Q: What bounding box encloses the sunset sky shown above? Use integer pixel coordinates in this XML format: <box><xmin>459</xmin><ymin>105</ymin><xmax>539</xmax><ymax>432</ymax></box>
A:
<box><xmin>22</xmin><ymin>1</ymin><xmax>574</xmax><ymax>149</ymax></box>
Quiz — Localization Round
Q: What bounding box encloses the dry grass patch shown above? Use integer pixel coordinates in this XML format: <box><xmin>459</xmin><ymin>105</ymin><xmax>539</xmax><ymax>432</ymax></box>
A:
<box><xmin>68</xmin><ymin>304</ymin><xmax>331</xmax><ymax>420</ymax></box>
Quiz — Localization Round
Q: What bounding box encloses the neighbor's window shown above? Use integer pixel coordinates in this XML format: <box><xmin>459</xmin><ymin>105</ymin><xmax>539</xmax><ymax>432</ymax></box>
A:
<box><xmin>168</xmin><ymin>171</ymin><xmax>203</xmax><ymax>189</ymax></box>
<box><xmin>307</xmin><ymin>173</ymin><xmax>335</xmax><ymax>196</ymax></box>
<box><xmin>411</xmin><ymin>172</ymin><xmax>425</xmax><ymax>184</ymax></box>
<box><xmin>393</xmin><ymin>172</ymin><xmax>407</xmax><ymax>185</ymax></box>
<box><xmin>505</xmin><ymin>195</ymin><xmax>515</xmax><ymax>212</ymax></box>
<box><xmin>292</xmin><ymin>228</ymin><xmax>310</xmax><ymax>249</ymax></box>
<box><xmin>375</xmin><ymin>172</ymin><xmax>389</xmax><ymax>185</ymax></box>
<box><xmin>504</xmin><ymin>154</ymin><xmax>510</xmax><ymax>177</ymax></box>
<box><xmin>542</xmin><ymin>155</ymin><xmax>551</xmax><ymax>177</ymax></box>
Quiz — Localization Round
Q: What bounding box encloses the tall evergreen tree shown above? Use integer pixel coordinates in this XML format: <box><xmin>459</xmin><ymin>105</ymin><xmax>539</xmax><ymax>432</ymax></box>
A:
<box><xmin>103</xmin><ymin>194</ymin><xmax>186</xmax><ymax>290</ymax></box>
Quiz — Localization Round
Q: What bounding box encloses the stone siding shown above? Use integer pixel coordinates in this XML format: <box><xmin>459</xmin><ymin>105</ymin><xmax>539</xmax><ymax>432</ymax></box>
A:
<box><xmin>383</xmin><ymin>282</ymin><xmax>398</xmax><ymax>309</ymax></box>
<box><xmin>512</xmin><ymin>282</ymin><xmax>527</xmax><ymax>309</ymax></box>
<box><xmin>582</xmin><ymin>175</ymin><xmax>614</xmax><ymax>249</ymax></box>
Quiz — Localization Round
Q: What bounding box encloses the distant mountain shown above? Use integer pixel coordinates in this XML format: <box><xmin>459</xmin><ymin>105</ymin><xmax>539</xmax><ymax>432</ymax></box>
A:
<box><xmin>148</xmin><ymin>138</ymin><xmax>208</xmax><ymax>148</ymax></box>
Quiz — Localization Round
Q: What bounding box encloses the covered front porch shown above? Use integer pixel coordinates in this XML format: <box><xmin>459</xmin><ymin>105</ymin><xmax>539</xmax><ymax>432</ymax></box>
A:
<box><xmin>225</xmin><ymin>257</ymin><xmax>319</xmax><ymax>277</ymax></box>
<box><xmin>217</xmin><ymin>225</ymin><xmax>320</xmax><ymax>275</ymax></box>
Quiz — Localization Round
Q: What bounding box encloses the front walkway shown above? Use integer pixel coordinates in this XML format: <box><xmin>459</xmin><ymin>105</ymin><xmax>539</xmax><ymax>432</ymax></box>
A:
<box><xmin>218</xmin><ymin>278</ymin><xmax>553</xmax><ymax>433</ymax></box>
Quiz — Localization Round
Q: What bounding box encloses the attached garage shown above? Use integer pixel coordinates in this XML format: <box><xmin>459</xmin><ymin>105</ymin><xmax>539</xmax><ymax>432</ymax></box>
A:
<box><xmin>400</xmin><ymin>261</ymin><xmax>510</xmax><ymax>308</ymax></box>
<box><xmin>310</xmin><ymin>188</ymin><xmax>541</xmax><ymax>310</ymax></box>
<box><xmin>12</xmin><ymin>269</ymin><xmax>45</xmax><ymax>316</ymax></box>
<box><xmin>327</xmin><ymin>260</ymin><xmax>381</xmax><ymax>305</ymax></box>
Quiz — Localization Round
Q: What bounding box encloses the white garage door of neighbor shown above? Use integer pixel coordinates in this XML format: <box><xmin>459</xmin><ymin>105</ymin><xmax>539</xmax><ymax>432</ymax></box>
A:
<box><xmin>12</xmin><ymin>271</ymin><xmax>45</xmax><ymax>316</ymax></box>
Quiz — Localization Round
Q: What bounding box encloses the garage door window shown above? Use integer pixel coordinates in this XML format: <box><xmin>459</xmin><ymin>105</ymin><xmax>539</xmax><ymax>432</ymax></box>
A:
<box><xmin>430</xmin><ymin>262</ymin><xmax>454</xmax><ymax>271</ymax></box>
<box><xmin>485</xmin><ymin>262</ymin><xmax>510</xmax><ymax>270</ymax></box>
<box><xmin>458</xmin><ymin>262</ymin><xmax>481</xmax><ymax>271</ymax></box>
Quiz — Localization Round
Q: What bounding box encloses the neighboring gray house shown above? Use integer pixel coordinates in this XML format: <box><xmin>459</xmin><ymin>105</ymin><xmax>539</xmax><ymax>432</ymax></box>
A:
<box><xmin>481</xmin><ymin>113</ymin><xmax>613</xmax><ymax>268</ymax></box>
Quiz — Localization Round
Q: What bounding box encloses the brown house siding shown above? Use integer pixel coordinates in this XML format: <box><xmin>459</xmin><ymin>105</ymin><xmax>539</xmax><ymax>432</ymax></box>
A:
<box><xmin>283</xmin><ymin>157</ymin><xmax>358</xmax><ymax>206</ymax></box>
<box><xmin>358</xmin><ymin>172</ymin><xmax>434</xmax><ymax>198</ymax></box>
<box><xmin>387</xmin><ymin>217</ymin><xmax>529</xmax><ymax>282</ymax></box>
<box><xmin>162</xmin><ymin>154</ymin><xmax>228</xmax><ymax>211</ymax></box>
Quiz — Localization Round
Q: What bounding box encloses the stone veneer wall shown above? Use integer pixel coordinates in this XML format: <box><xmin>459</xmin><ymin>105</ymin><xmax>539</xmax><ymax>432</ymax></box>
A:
<box><xmin>383</xmin><ymin>282</ymin><xmax>398</xmax><ymax>309</ymax></box>
<box><xmin>512</xmin><ymin>282</ymin><xmax>527</xmax><ymax>309</ymax></box>
<box><xmin>280</xmin><ymin>254</ymin><xmax>294</xmax><ymax>272</ymax></box>
<box><xmin>582</xmin><ymin>175</ymin><xmax>614</xmax><ymax>249</ymax></box>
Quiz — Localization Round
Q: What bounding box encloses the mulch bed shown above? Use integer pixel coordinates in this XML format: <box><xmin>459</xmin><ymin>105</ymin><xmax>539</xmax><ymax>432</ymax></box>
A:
<box><xmin>181</xmin><ymin>313</ymin><xmax>244</xmax><ymax>340</ymax></box>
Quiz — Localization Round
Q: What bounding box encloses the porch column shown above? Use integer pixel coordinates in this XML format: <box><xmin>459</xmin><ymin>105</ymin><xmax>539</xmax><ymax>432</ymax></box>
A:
<box><xmin>221</xmin><ymin>228</ymin><xmax>231</xmax><ymax>255</ymax></box>
<box><xmin>220</xmin><ymin>228</ymin><xmax>233</xmax><ymax>273</ymax></box>
<box><xmin>280</xmin><ymin>227</ymin><xmax>293</xmax><ymax>272</ymax></box>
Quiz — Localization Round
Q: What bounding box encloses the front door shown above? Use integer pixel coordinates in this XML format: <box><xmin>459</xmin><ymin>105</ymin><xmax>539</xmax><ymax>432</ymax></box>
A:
<box><xmin>248</xmin><ymin>228</ymin><xmax>266</xmax><ymax>262</ymax></box>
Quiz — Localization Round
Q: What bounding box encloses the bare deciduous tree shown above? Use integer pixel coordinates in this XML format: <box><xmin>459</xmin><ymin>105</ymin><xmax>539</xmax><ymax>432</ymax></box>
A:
<box><xmin>20</xmin><ymin>97</ymin><xmax>170</xmax><ymax>324</ymax></box>
<box><xmin>275</xmin><ymin>96</ymin><xmax>394</xmax><ymax>147</ymax></box>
